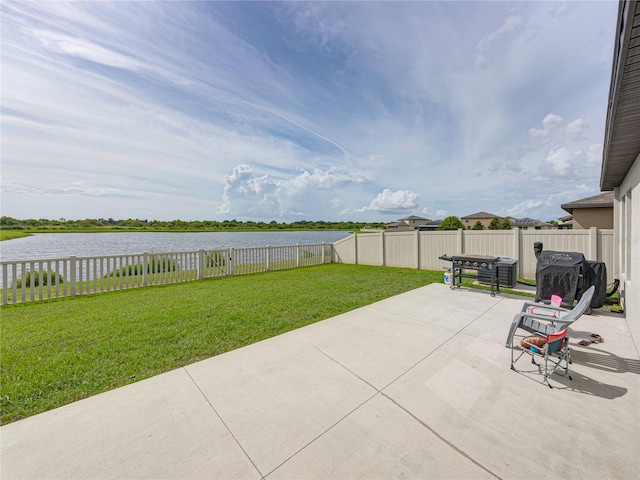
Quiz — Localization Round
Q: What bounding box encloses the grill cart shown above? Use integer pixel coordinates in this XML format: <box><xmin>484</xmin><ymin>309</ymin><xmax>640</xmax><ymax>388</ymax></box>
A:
<box><xmin>439</xmin><ymin>254</ymin><xmax>501</xmax><ymax>296</ymax></box>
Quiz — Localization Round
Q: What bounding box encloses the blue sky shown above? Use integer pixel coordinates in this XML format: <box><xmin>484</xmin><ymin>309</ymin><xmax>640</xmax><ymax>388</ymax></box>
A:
<box><xmin>1</xmin><ymin>1</ymin><xmax>618</xmax><ymax>223</ymax></box>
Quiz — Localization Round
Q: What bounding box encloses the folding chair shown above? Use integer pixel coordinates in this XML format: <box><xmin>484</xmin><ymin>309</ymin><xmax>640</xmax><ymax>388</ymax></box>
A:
<box><xmin>510</xmin><ymin>328</ymin><xmax>571</xmax><ymax>388</ymax></box>
<box><xmin>505</xmin><ymin>285</ymin><xmax>595</xmax><ymax>348</ymax></box>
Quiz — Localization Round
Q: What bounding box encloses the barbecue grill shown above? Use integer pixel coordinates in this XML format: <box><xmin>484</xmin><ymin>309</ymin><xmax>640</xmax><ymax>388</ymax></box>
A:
<box><xmin>533</xmin><ymin>242</ymin><xmax>606</xmax><ymax>310</ymax></box>
<box><xmin>439</xmin><ymin>254</ymin><xmax>501</xmax><ymax>296</ymax></box>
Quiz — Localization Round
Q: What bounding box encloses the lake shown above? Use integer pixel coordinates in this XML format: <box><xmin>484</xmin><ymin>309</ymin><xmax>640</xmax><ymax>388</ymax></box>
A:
<box><xmin>0</xmin><ymin>231</ymin><xmax>352</xmax><ymax>262</ymax></box>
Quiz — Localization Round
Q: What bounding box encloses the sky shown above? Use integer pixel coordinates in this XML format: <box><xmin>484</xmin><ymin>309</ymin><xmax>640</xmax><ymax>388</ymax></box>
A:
<box><xmin>1</xmin><ymin>1</ymin><xmax>619</xmax><ymax>223</ymax></box>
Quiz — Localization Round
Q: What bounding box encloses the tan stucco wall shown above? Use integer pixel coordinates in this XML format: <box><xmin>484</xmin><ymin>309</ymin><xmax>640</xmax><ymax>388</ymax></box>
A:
<box><xmin>615</xmin><ymin>152</ymin><xmax>640</xmax><ymax>352</ymax></box>
<box><xmin>572</xmin><ymin>208</ymin><xmax>614</xmax><ymax>229</ymax></box>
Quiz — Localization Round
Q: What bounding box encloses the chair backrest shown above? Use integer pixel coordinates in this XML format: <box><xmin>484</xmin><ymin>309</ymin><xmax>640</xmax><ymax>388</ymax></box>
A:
<box><xmin>545</xmin><ymin>328</ymin><xmax>568</xmax><ymax>354</ymax></box>
<box><xmin>559</xmin><ymin>285</ymin><xmax>595</xmax><ymax>322</ymax></box>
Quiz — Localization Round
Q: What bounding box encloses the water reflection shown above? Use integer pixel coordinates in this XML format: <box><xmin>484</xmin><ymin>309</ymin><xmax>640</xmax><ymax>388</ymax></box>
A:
<box><xmin>0</xmin><ymin>231</ymin><xmax>351</xmax><ymax>262</ymax></box>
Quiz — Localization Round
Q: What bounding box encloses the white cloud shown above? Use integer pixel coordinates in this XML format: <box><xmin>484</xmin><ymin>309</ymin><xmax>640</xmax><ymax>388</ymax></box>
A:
<box><xmin>566</xmin><ymin>118</ymin><xmax>588</xmax><ymax>137</ymax></box>
<box><xmin>281</xmin><ymin>167</ymin><xmax>371</xmax><ymax>194</ymax></box>
<box><xmin>529</xmin><ymin>113</ymin><xmax>564</xmax><ymax>137</ymax></box>
<box><xmin>329</xmin><ymin>198</ymin><xmax>345</xmax><ymax>210</ymax></box>
<box><xmin>474</xmin><ymin>15</ymin><xmax>523</xmax><ymax>66</ymax></box>
<box><xmin>218</xmin><ymin>164</ymin><xmax>373</xmax><ymax>218</ymax></box>
<box><xmin>217</xmin><ymin>165</ymin><xmax>280</xmax><ymax>216</ymax></box>
<box><xmin>586</xmin><ymin>143</ymin><xmax>602</xmax><ymax>164</ymax></box>
<box><xmin>352</xmin><ymin>189</ymin><xmax>420</xmax><ymax>214</ymax></box>
<box><xmin>436</xmin><ymin>210</ymin><xmax>448</xmax><ymax>218</ymax></box>
<box><xmin>543</xmin><ymin>147</ymin><xmax>574</xmax><ymax>175</ymax></box>
<box><xmin>34</xmin><ymin>30</ymin><xmax>143</xmax><ymax>71</ymax></box>
<box><xmin>506</xmin><ymin>199</ymin><xmax>543</xmax><ymax>216</ymax></box>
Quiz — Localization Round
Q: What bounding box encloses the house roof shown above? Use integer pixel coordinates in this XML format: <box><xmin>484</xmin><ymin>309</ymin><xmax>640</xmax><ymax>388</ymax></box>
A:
<box><xmin>386</xmin><ymin>221</ymin><xmax>411</xmax><ymax>227</ymax></box>
<box><xmin>559</xmin><ymin>214</ymin><xmax>573</xmax><ymax>222</ymax></box>
<box><xmin>561</xmin><ymin>192</ymin><xmax>614</xmax><ymax>213</ymax></box>
<box><xmin>398</xmin><ymin>215</ymin><xmax>428</xmax><ymax>221</ymax></box>
<box><xmin>511</xmin><ymin>218</ymin><xmax>552</xmax><ymax>227</ymax></box>
<box><xmin>600</xmin><ymin>0</ymin><xmax>640</xmax><ymax>191</ymax></box>
<box><xmin>461</xmin><ymin>211</ymin><xmax>500</xmax><ymax>220</ymax></box>
<box><xmin>509</xmin><ymin>217</ymin><xmax>549</xmax><ymax>227</ymax></box>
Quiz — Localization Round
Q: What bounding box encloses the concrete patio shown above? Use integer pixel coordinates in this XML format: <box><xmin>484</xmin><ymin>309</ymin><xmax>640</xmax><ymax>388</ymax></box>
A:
<box><xmin>1</xmin><ymin>283</ymin><xmax>638</xmax><ymax>479</ymax></box>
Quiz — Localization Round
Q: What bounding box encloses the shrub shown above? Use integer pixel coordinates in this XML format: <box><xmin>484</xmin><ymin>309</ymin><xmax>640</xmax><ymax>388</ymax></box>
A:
<box><xmin>110</xmin><ymin>256</ymin><xmax>178</xmax><ymax>277</ymax></box>
<box><xmin>15</xmin><ymin>270</ymin><xmax>64</xmax><ymax>288</ymax></box>
<box><xmin>207</xmin><ymin>251</ymin><xmax>226</xmax><ymax>268</ymax></box>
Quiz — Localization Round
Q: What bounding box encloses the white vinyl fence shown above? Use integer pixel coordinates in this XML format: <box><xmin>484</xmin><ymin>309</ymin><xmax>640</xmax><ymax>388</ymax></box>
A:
<box><xmin>333</xmin><ymin>228</ymin><xmax>614</xmax><ymax>284</ymax></box>
<box><xmin>1</xmin><ymin>230</ymin><xmax>614</xmax><ymax>305</ymax></box>
<box><xmin>1</xmin><ymin>243</ymin><xmax>331</xmax><ymax>305</ymax></box>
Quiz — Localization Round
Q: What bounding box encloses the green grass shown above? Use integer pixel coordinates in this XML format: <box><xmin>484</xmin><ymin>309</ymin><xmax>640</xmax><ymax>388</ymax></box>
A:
<box><xmin>0</xmin><ymin>230</ymin><xmax>32</xmax><ymax>241</ymax></box>
<box><xmin>1</xmin><ymin>264</ymin><xmax>444</xmax><ymax>424</ymax></box>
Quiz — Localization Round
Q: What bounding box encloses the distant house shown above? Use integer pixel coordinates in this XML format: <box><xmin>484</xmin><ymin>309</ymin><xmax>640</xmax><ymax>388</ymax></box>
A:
<box><xmin>387</xmin><ymin>215</ymin><xmax>429</xmax><ymax>231</ymax></box>
<box><xmin>558</xmin><ymin>214</ymin><xmax>573</xmax><ymax>230</ymax></box>
<box><xmin>600</xmin><ymin>0</ymin><xmax>639</xmax><ymax>350</ymax></box>
<box><xmin>460</xmin><ymin>212</ymin><xmax>500</xmax><ymax>230</ymax></box>
<box><xmin>398</xmin><ymin>215</ymin><xmax>429</xmax><ymax>228</ymax></box>
<box><xmin>560</xmin><ymin>192</ymin><xmax>614</xmax><ymax>229</ymax></box>
<box><xmin>508</xmin><ymin>217</ymin><xmax>554</xmax><ymax>230</ymax></box>
<box><xmin>461</xmin><ymin>212</ymin><xmax>553</xmax><ymax>230</ymax></box>
<box><xmin>417</xmin><ymin>220</ymin><xmax>443</xmax><ymax>231</ymax></box>
<box><xmin>386</xmin><ymin>221</ymin><xmax>414</xmax><ymax>231</ymax></box>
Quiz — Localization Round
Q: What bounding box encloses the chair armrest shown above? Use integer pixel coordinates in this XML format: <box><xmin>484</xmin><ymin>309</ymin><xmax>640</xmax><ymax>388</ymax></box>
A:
<box><xmin>518</xmin><ymin>311</ymin><xmax>563</xmax><ymax>325</ymax></box>
<box><xmin>520</xmin><ymin>301</ymin><xmax>570</xmax><ymax>314</ymax></box>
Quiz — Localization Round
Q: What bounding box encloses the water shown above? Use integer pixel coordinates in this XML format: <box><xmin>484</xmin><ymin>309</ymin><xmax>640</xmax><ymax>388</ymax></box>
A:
<box><xmin>0</xmin><ymin>231</ymin><xmax>352</xmax><ymax>262</ymax></box>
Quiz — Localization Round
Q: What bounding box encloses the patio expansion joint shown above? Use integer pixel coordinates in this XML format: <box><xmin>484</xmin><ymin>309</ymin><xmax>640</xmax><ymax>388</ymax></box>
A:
<box><xmin>373</xmin><ymin>298</ymin><xmax>509</xmax><ymax>480</ymax></box>
<box><xmin>182</xmin><ymin>367</ymin><xmax>265</xmax><ymax>480</ymax></box>
<box><xmin>303</xmin><ymin>324</ymin><xmax>505</xmax><ymax>480</ymax></box>
<box><xmin>380</xmin><ymin>393</ymin><xmax>503</xmax><ymax>480</ymax></box>
<box><xmin>253</xmin><ymin>341</ymin><xmax>389</xmax><ymax>477</ymax></box>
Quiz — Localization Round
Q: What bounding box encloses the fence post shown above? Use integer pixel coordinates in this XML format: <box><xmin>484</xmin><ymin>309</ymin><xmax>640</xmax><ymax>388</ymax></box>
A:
<box><xmin>589</xmin><ymin>227</ymin><xmax>598</xmax><ymax>260</ymax></box>
<box><xmin>296</xmin><ymin>244</ymin><xmax>301</xmax><ymax>267</ymax></box>
<box><xmin>354</xmin><ymin>234</ymin><xmax>359</xmax><ymax>265</ymax></box>
<box><xmin>321</xmin><ymin>243</ymin><xmax>325</xmax><ymax>264</ymax></box>
<box><xmin>143</xmin><ymin>253</ymin><xmax>149</xmax><ymax>287</ymax></box>
<box><xmin>415</xmin><ymin>229</ymin><xmax>421</xmax><ymax>269</ymax></box>
<box><xmin>457</xmin><ymin>229</ymin><xmax>464</xmax><ymax>254</ymax></box>
<box><xmin>267</xmin><ymin>246</ymin><xmax>272</xmax><ymax>270</ymax></box>
<box><xmin>380</xmin><ymin>232</ymin><xmax>386</xmax><ymax>267</ymax></box>
<box><xmin>2</xmin><ymin>266</ymin><xmax>7</xmax><ymax>305</ymax></box>
<box><xmin>228</xmin><ymin>248</ymin><xmax>234</xmax><ymax>276</ymax></box>
<box><xmin>512</xmin><ymin>227</ymin><xmax>521</xmax><ymax>262</ymax></box>
<box><xmin>70</xmin><ymin>256</ymin><xmax>76</xmax><ymax>297</ymax></box>
<box><xmin>198</xmin><ymin>249</ymin><xmax>206</xmax><ymax>279</ymax></box>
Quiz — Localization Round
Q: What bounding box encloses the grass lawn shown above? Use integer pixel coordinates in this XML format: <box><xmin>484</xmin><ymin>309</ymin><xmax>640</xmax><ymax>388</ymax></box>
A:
<box><xmin>1</xmin><ymin>263</ymin><xmax>448</xmax><ymax>424</ymax></box>
<box><xmin>0</xmin><ymin>230</ymin><xmax>32</xmax><ymax>241</ymax></box>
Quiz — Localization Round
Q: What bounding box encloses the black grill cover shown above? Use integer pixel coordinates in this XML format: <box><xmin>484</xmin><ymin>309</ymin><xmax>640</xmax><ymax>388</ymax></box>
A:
<box><xmin>535</xmin><ymin>250</ymin><xmax>587</xmax><ymax>307</ymax></box>
<box><xmin>581</xmin><ymin>261</ymin><xmax>607</xmax><ymax>308</ymax></box>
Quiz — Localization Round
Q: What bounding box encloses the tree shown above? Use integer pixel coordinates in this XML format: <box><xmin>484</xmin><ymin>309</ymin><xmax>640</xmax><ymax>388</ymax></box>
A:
<box><xmin>437</xmin><ymin>216</ymin><xmax>465</xmax><ymax>231</ymax></box>
<box><xmin>488</xmin><ymin>217</ymin><xmax>501</xmax><ymax>230</ymax></box>
<box><xmin>498</xmin><ymin>218</ymin><xmax>512</xmax><ymax>230</ymax></box>
<box><xmin>0</xmin><ymin>216</ymin><xmax>20</xmax><ymax>226</ymax></box>
<box><xmin>471</xmin><ymin>220</ymin><xmax>484</xmax><ymax>230</ymax></box>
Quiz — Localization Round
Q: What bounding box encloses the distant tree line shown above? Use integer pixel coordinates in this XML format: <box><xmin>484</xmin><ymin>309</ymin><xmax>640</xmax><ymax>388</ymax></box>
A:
<box><xmin>0</xmin><ymin>216</ymin><xmax>387</xmax><ymax>232</ymax></box>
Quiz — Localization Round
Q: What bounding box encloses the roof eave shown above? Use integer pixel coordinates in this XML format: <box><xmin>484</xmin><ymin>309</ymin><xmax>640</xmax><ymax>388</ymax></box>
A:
<box><xmin>600</xmin><ymin>0</ymin><xmax>640</xmax><ymax>191</ymax></box>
